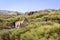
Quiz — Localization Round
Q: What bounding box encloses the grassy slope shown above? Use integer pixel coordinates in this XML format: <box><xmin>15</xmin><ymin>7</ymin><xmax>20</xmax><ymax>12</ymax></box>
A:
<box><xmin>0</xmin><ymin>9</ymin><xmax>60</xmax><ymax>40</ymax></box>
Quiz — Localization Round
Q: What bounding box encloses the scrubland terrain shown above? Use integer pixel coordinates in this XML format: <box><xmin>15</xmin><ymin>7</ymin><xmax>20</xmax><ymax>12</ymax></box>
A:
<box><xmin>0</xmin><ymin>9</ymin><xmax>60</xmax><ymax>40</ymax></box>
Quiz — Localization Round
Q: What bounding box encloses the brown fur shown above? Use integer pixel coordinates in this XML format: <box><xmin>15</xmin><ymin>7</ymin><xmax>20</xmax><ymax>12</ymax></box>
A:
<box><xmin>15</xmin><ymin>17</ymin><xmax>28</xmax><ymax>28</ymax></box>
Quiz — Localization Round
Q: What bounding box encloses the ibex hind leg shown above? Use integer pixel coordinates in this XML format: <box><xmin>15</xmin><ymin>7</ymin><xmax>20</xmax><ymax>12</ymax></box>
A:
<box><xmin>15</xmin><ymin>24</ymin><xmax>19</xmax><ymax>28</ymax></box>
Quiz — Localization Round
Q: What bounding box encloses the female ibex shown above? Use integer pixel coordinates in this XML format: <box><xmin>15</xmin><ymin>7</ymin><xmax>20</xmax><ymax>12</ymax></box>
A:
<box><xmin>15</xmin><ymin>17</ymin><xmax>28</xmax><ymax>28</ymax></box>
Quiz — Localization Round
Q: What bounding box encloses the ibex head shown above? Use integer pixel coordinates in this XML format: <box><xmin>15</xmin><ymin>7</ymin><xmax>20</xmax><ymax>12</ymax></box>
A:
<box><xmin>23</xmin><ymin>17</ymin><xmax>28</xmax><ymax>22</ymax></box>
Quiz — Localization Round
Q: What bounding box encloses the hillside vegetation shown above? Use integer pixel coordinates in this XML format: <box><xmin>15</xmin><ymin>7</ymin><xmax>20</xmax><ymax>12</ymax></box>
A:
<box><xmin>0</xmin><ymin>9</ymin><xmax>60</xmax><ymax>40</ymax></box>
